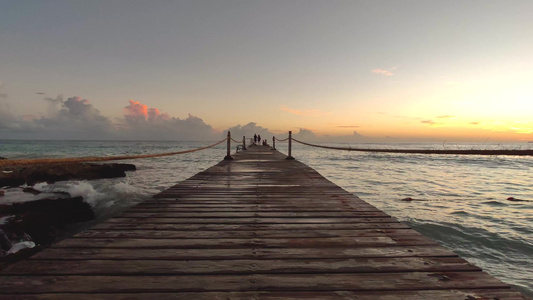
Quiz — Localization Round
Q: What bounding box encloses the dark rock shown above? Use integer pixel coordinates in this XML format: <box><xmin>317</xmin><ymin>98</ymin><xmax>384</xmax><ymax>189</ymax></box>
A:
<box><xmin>0</xmin><ymin>177</ymin><xmax>25</xmax><ymax>188</ymax></box>
<box><xmin>1</xmin><ymin>246</ymin><xmax>41</xmax><ymax>267</ymax></box>
<box><xmin>0</xmin><ymin>162</ymin><xmax>136</xmax><ymax>188</ymax></box>
<box><xmin>111</xmin><ymin>163</ymin><xmax>136</xmax><ymax>172</ymax></box>
<box><xmin>0</xmin><ymin>196</ymin><xmax>95</xmax><ymax>251</ymax></box>
<box><xmin>0</xmin><ymin>157</ymin><xmax>6</xmax><ymax>160</ymax></box>
<box><xmin>22</xmin><ymin>187</ymin><xmax>41</xmax><ymax>195</ymax></box>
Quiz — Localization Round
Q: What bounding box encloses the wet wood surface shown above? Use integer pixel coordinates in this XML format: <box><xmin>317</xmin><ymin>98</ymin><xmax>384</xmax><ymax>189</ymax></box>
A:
<box><xmin>0</xmin><ymin>145</ymin><xmax>529</xmax><ymax>299</ymax></box>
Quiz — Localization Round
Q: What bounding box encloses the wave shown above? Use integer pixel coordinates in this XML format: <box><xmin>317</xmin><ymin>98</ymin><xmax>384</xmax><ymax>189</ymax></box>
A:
<box><xmin>33</xmin><ymin>179</ymin><xmax>150</xmax><ymax>218</ymax></box>
<box><xmin>407</xmin><ymin>220</ymin><xmax>533</xmax><ymax>294</ymax></box>
<box><xmin>482</xmin><ymin>200</ymin><xmax>507</xmax><ymax>206</ymax></box>
<box><xmin>450</xmin><ymin>210</ymin><xmax>469</xmax><ymax>216</ymax></box>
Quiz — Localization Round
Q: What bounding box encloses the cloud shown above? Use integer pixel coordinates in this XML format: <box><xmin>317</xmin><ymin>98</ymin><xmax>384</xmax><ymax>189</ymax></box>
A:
<box><xmin>421</xmin><ymin>120</ymin><xmax>438</xmax><ymax>125</ymax></box>
<box><xmin>0</xmin><ymin>104</ymin><xmax>18</xmax><ymax>131</ymax></box>
<box><xmin>419</xmin><ymin>116</ymin><xmax>454</xmax><ymax>126</ymax></box>
<box><xmin>372</xmin><ymin>68</ymin><xmax>395</xmax><ymax>76</ymax></box>
<box><xmin>0</xmin><ymin>84</ymin><xmax>23</xmax><ymax>132</ymax></box>
<box><xmin>292</xmin><ymin>128</ymin><xmax>319</xmax><ymax>141</ymax></box>
<box><xmin>62</xmin><ymin>97</ymin><xmax>105</xmax><ymax>119</ymax></box>
<box><xmin>280</xmin><ymin>105</ymin><xmax>329</xmax><ymax>117</ymax></box>
<box><xmin>291</xmin><ymin>128</ymin><xmax>374</xmax><ymax>143</ymax></box>
<box><xmin>394</xmin><ymin>115</ymin><xmax>419</xmax><ymax>119</ymax></box>
<box><xmin>352</xmin><ymin>131</ymin><xmax>364</xmax><ymax>138</ymax></box>
<box><xmin>337</xmin><ymin>125</ymin><xmax>361</xmax><ymax>128</ymax></box>
<box><xmin>470</xmin><ymin>122</ymin><xmax>480</xmax><ymax>125</ymax></box>
<box><xmin>121</xmin><ymin>99</ymin><xmax>217</xmax><ymax>140</ymax></box>
<box><xmin>123</xmin><ymin>99</ymin><xmax>149</xmax><ymax>124</ymax></box>
<box><xmin>1</xmin><ymin>95</ymin><xmax>221</xmax><ymax>140</ymax></box>
<box><xmin>226</xmin><ymin>122</ymin><xmax>275</xmax><ymax>141</ymax></box>
<box><xmin>36</xmin><ymin>92</ymin><xmax>45</xmax><ymax>95</ymax></box>
<box><xmin>372</xmin><ymin>69</ymin><xmax>393</xmax><ymax>76</ymax></box>
<box><xmin>35</xmin><ymin>96</ymin><xmax>114</xmax><ymax>139</ymax></box>
<box><xmin>510</xmin><ymin>122</ymin><xmax>532</xmax><ymax>134</ymax></box>
<box><xmin>44</xmin><ymin>94</ymin><xmax>64</xmax><ymax>106</ymax></box>
<box><xmin>0</xmin><ymin>95</ymin><xmax>115</xmax><ymax>139</ymax></box>
<box><xmin>510</xmin><ymin>127</ymin><xmax>533</xmax><ymax>134</ymax></box>
<box><xmin>124</xmin><ymin>100</ymin><xmax>173</xmax><ymax>124</ymax></box>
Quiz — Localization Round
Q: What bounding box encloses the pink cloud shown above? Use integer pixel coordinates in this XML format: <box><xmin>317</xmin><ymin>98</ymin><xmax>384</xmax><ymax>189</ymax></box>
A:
<box><xmin>124</xmin><ymin>100</ymin><xmax>171</xmax><ymax>122</ymax></box>
<box><xmin>372</xmin><ymin>69</ymin><xmax>394</xmax><ymax>76</ymax></box>
<box><xmin>124</xmin><ymin>100</ymin><xmax>148</xmax><ymax>118</ymax></box>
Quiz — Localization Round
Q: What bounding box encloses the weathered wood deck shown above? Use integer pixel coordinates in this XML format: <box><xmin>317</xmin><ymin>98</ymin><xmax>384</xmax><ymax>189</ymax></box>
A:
<box><xmin>0</xmin><ymin>145</ymin><xmax>529</xmax><ymax>299</ymax></box>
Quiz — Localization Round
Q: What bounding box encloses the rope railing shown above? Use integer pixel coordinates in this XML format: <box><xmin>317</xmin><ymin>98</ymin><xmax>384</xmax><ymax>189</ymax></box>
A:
<box><xmin>273</xmin><ymin>131</ymin><xmax>294</xmax><ymax>160</ymax></box>
<box><xmin>292</xmin><ymin>138</ymin><xmax>533</xmax><ymax>156</ymax></box>
<box><xmin>274</xmin><ymin>136</ymin><xmax>290</xmax><ymax>142</ymax></box>
<box><xmin>272</xmin><ymin>135</ymin><xmax>289</xmax><ymax>153</ymax></box>
<box><xmin>272</xmin><ymin>131</ymin><xmax>533</xmax><ymax>159</ymax></box>
<box><xmin>0</xmin><ymin>138</ymin><xmax>227</xmax><ymax>168</ymax></box>
<box><xmin>292</xmin><ymin>138</ymin><xmax>345</xmax><ymax>150</ymax></box>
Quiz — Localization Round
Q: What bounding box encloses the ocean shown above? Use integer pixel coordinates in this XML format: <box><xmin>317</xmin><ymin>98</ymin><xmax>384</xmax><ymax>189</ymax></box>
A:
<box><xmin>1</xmin><ymin>139</ymin><xmax>532</xmax><ymax>296</ymax></box>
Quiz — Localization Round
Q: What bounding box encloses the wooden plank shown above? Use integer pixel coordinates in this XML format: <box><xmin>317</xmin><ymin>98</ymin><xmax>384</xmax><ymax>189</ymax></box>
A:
<box><xmin>75</xmin><ymin>228</ymin><xmax>422</xmax><ymax>239</ymax></box>
<box><xmin>0</xmin><ymin>272</ymin><xmax>511</xmax><ymax>293</ymax></box>
<box><xmin>105</xmin><ymin>217</ymin><xmax>398</xmax><ymax>224</ymax></box>
<box><xmin>116</xmin><ymin>211</ymin><xmax>390</xmax><ymax>218</ymax></box>
<box><xmin>76</xmin><ymin>228</ymin><xmax>421</xmax><ymax>239</ymax></box>
<box><xmin>2</xmin><ymin>257</ymin><xmax>480</xmax><ymax>275</ymax></box>
<box><xmin>128</xmin><ymin>206</ymin><xmax>382</xmax><ymax>212</ymax></box>
<box><xmin>180</xmin><ymin>197</ymin><xmax>368</xmax><ymax>202</ymax></box>
<box><xmin>90</xmin><ymin>222</ymin><xmax>412</xmax><ymax>231</ymax></box>
<box><xmin>53</xmin><ymin>236</ymin><xmax>439</xmax><ymax>249</ymax></box>
<box><xmin>29</xmin><ymin>246</ymin><xmax>458</xmax><ymax>260</ymax></box>
<box><xmin>2</xmin><ymin>290</ymin><xmax>528</xmax><ymax>300</ymax></box>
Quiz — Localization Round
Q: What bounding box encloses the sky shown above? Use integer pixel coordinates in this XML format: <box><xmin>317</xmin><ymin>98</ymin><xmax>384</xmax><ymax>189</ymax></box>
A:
<box><xmin>1</xmin><ymin>0</ymin><xmax>532</xmax><ymax>142</ymax></box>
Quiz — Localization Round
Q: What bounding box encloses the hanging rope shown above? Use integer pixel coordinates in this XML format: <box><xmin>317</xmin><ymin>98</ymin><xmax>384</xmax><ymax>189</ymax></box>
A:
<box><xmin>292</xmin><ymin>138</ymin><xmax>533</xmax><ymax>156</ymax></box>
<box><xmin>274</xmin><ymin>136</ymin><xmax>289</xmax><ymax>142</ymax></box>
<box><xmin>0</xmin><ymin>139</ymin><xmax>227</xmax><ymax>168</ymax></box>
<box><xmin>230</xmin><ymin>137</ymin><xmax>241</xmax><ymax>143</ymax></box>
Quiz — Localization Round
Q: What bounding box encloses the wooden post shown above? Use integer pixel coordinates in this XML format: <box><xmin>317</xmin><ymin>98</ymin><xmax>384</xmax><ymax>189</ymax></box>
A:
<box><xmin>242</xmin><ymin>136</ymin><xmax>247</xmax><ymax>150</ymax></box>
<box><xmin>286</xmin><ymin>131</ymin><xmax>295</xmax><ymax>160</ymax></box>
<box><xmin>271</xmin><ymin>136</ymin><xmax>276</xmax><ymax>150</ymax></box>
<box><xmin>224</xmin><ymin>131</ymin><xmax>233</xmax><ymax>160</ymax></box>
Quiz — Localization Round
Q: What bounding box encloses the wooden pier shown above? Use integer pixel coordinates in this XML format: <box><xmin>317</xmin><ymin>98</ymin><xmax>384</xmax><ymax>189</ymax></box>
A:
<box><xmin>0</xmin><ymin>145</ymin><xmax>529</xmax><ymax>299</ymax></box>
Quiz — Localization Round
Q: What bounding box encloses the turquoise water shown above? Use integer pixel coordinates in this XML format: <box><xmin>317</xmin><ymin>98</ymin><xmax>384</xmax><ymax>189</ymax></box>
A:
<box><xmin>1</xmin><ymin>139</ymin><xmax>532</xmax><ymax>296</ymax></box>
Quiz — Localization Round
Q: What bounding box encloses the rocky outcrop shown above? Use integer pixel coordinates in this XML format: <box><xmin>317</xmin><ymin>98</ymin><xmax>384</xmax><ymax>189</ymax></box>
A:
<box><xmin>0</xmin><ymin>163</ymin><xmax>136</xmax><ymax>187</ymax></box>
<box><xmin>0</xmin><ymin>196</ymin><xmax>95</xmax><ymax>262</ymax></box>
<box><xmin>0</xmin><ymin>161</ymin><xmax>135</xmax><ymax>265</ymax></box>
